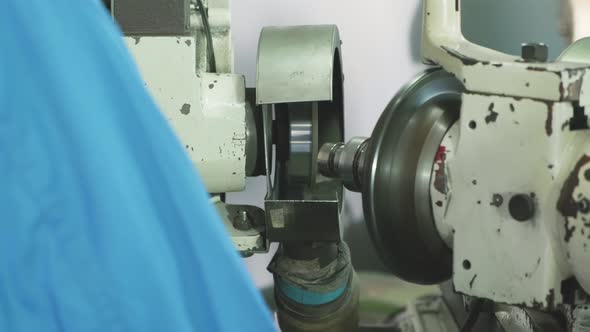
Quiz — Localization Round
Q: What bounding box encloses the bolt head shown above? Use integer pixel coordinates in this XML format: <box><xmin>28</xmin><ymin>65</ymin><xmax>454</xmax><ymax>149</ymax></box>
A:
<box><xmin>509</xmin><ymin>194</ymin><xmax>535</xmax><ymax>222</ymax></box>
<box><xmin>521</xmin><ymin>43</ymin><xmax>548</xmax><ymax>63</ymax></box>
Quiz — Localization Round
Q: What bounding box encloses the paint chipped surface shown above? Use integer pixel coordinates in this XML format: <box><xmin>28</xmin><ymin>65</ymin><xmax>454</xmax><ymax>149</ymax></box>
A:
<box><xmin>433</xmin><ymin>146</ymin><xmax>448</xmax><ymax>194</ymax></box>
<box><xmin>557</xmin><ymin>155</ymin><xmax>590</xmax><ymax>219</ymax></box>
<box><xmin>126</xmin><ymin>37</ymin><xmax>246</xmax><ymax>193</ymax></box>
<box><xmin>560</xmin><ymin>68</ymin><xmax>585</xmax><ymax>100</ymax></box>
<box><xmin>441</xmin><ymin>46</ymin><xmax>478</xmax><ymax>66</ymax></box>
<box><xmin>484</xmin><ymin>103</ymin><xmax>498</xmax><ymax>124</ymax></box>
<box><xmin>545</xmin><ymin>103</ymin><xmax>554</xmax><ymax>136</ymax></box>
<box><xmin>557</xmin><ymin>155</ymin><xmax>590</xmax><ymax>242</ymax></box>
<box><xmin>180</xmin><ymin>103</ymin><xmax>191</xmax><ymax>115</ymax></box>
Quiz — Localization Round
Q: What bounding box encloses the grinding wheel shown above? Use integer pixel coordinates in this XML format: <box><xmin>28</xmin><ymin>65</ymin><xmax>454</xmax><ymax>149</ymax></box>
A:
<box><xmin>363</xmin><ymin>68</ymin><xmax>462</xmax><ymax>284</ymax></box>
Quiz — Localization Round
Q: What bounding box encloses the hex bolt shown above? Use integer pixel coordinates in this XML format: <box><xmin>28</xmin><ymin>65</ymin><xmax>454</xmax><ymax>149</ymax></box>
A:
<box><xmin>521</xmin><ymin>43</ymin><xmax>548</xmax><ymax>63</ymax></box>
<box><xmin>233</xmin><ymin>210</ymin><xmax>252</xmax><ymax>231</ymax></box>
<box><xmin>509</xmin><ymin>194</ymin><xmax>535</xmax><ymax>222</ymax></box>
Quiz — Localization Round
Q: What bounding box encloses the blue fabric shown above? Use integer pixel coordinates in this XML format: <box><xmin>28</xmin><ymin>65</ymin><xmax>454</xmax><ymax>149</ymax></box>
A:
<box><xmin>0</xmin><ymin>1</ymin><xmax>275</xmax><ymax>331</ymax></box>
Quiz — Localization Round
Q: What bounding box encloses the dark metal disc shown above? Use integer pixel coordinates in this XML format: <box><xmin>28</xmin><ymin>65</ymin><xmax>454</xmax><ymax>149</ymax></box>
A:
<box><xmin>363</xmin><ymin>68</ymin><xmax>462</xmax><ymax>284</ymax></box>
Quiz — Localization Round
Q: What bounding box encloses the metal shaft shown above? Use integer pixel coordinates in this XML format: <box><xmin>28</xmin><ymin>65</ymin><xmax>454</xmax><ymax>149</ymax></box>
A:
<box><xmin>317</xmin><ymin>137</ymin><xmax>369</xmax><ymax>192</ymax></box>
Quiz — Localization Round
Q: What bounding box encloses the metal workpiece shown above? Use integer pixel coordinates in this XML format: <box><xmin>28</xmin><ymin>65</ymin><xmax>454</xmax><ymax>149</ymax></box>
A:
<box><xmin>362</xmin><ymin>68</ymin><xmax>461</xmax><ymax>285</ymax></box>
<box><xmin>284</xmin><ymin>102</ymin><xmax>320</xmax><ymax>185</ymax></box>
<box><xmin>256</xmin><ymin>25</ymin><xmax>345</xmax><ymax>243</ymax></box>
<box><xmin>270</xmin><ymin>242</ymin><xmax>359</xmax><ymax>332</ymax></box>
<box><xmin>318</xmin><ymin>137</ymin><xmax>370</xmax><ymax>192</ymax></box>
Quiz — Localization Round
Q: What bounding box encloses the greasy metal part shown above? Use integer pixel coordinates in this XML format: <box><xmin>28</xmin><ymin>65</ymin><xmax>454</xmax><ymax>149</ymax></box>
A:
<box><xmin>275</xmin><ymin>273</ymin><xmax>359</xmax><ymax>332</ymax></box>
<box><xmin>521</xmin><ymin>43</ymin><xmax>549</xmax><ymax>63</ymax></box>
<box><xmin>440</xmin><ymin>281</ymin><xmax>504</xmax><ymax>332</ymax></box>
<box><xmin>363</xmin><ymin>68</ymin><xmax>461</xmax><ymax>284</ymax></box>
<box><xmin>444</xmin><ymin>283</ymin><xmax>565</xmax><ymax>332</ymax></box>
<box><xmin>112</xmin><ymin>0</ymin><xmax>190</xmax><ymax>35</ymax></box>
<box><xmin>213</xmin><ymin>200</ymin><xmax>268</xmax><ymax>254</ymax></box>
<box><xmin>573</xmin><ymin>306</ymin><xmax>590</xmax><ymax>332</ymax></box>
<box><xmin>257</xmin><ymin>25</ymin><xmax>342</xmax><ymax>105</ymax></box>
<box><xmin>318</xmin><ymin>137</ymin><xmax>370</xmax><ymax>192</ymax></box>
<box><xmin>494</xmin><ymin>305</ymin><xmax>566</xmax><ymax>332</ymax></box>
<box><xmin>390</xmin><ymin>295</ymin><xmax>461</xmax><ymax>332</ymax></box>
<box><xmin>318</xmin><ymin>143</ymin><xmax>344</xmax><ymax>178</ymax></box>
<box><xmin>282</xmin><ymin>242</ymin><xmax>338</xmax><ymax>264</ymax></box>
<box><xmin>271</xmin><ymin>243</ymin><xmax>359</xmax><ymax>332</ymax></box>
<box><xmin>257</xmin><ymin>25</ymin><xmax>345</xmax><ymax>242</ymax></box>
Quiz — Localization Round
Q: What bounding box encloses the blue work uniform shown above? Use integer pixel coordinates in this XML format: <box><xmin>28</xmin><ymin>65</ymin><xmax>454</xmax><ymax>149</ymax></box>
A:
<box><xmin>0</xmin><ymin>1</ymin><xmax>275</xmax><ymax>331</ymax></box>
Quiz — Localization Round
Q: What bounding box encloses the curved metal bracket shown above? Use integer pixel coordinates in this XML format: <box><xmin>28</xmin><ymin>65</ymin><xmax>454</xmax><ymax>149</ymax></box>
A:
<box><xmin>256</xmin><ymin>25</ymin><xmax>342</xmax><ymax>105</ymax></box>
<box><xmin>255</xmin><ymin>25</ymin><xmax>345</xmax><ymax>242</ymax></box>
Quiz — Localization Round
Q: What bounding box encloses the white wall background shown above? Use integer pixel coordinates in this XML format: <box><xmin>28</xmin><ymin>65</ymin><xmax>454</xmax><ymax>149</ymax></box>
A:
<box><xmin>227</xmin><ymin>0</ymin><xmax>568</xmax><ymax>288</ymax></box>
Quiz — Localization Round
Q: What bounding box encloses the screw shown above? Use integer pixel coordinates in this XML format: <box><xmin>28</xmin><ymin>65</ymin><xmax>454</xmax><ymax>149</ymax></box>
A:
<box><xmin>233</xmin><ymin>210</ymin><xmax>252</xmax><ymax>231</ymax></box>
<box><xmin>491</xmin><ymin>194</ymin><xmax>504</xmax><ymax>207</ymax></box>
<box><xmin>521</xmin><ymin>43</ymin><xmax>548</xmax><ymax>63</ymax></box>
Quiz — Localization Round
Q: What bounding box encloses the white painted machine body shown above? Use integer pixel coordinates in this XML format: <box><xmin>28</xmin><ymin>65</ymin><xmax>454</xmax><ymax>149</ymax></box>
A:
<box><xmin>425</xmin><ymin>0</ymin><xmax>590</xmax><ymax>311</ymax></box>
<box><xmin>124</xmin><ymin>0</ymin><xmax>247</xmax><ymax>194</ymax></box>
